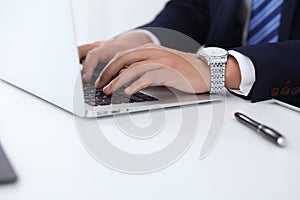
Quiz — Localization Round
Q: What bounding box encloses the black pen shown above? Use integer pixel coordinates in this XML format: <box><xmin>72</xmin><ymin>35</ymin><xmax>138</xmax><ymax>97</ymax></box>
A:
<box><xmin>234</xmin><ymin>112</ymin><xmax>287</xmax><ymax>147</ymax></box>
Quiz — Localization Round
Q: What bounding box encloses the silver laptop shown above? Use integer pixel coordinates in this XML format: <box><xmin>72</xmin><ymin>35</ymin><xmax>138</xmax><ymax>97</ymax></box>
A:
<box><xmin>0</xmin><ymin>0</ymin><xmax>221</xmax><ymax>118</ymax></box>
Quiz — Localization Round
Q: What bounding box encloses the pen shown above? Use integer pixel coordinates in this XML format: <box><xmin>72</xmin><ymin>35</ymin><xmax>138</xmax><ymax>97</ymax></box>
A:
<box><xmin>234</xmin><ymin>112</ymin><xmax>287</xmax><ymax>147</ymax></box>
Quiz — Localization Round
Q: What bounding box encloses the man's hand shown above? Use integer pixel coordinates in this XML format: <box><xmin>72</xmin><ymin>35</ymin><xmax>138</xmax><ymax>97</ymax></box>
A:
<box><xmin>78</xmin><ymin>41</ymin><xmax>102</xmax><ymax>63</ymax></box>
<box><xmin>96</xmin><ymin>44</ymin><xmax>212</xmax><ymax>96</ymax></box>
<box><xmin>78</xmin><ymin>32</ymin><xmax>153</xmax><ymax>83</ymax></box>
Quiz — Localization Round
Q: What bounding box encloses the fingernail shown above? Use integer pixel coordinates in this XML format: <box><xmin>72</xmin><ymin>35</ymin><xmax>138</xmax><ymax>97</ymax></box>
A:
<box><xmin>103</xmin><ymin>84</ymin><xmax>112</xmax><ymax>93</ymax></box>
<box><xmin>125</xmin><ymin>87</ymin><xmax>133</xmax><ymax>95</ymax></box>
<box><xmin>94</xmin><ymin>78</ymin><xmax>99</xmax><ymax>87</ymax></box>
<box><xmin>82</xmin><ymin>73</ymin><xmax>88</xmax><ymax>82</ymax></box>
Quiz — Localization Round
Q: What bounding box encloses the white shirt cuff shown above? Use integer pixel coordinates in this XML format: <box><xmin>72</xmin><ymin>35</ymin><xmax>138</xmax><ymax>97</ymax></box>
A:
<box><xmin>228</xmin><ymin>50</ymin><xmax>256</xmax><ymax>96</ymax></box>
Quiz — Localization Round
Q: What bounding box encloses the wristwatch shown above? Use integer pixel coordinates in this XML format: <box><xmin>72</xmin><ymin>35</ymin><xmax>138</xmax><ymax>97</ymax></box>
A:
<box><xmin>196</xmin><ymin>47</ymin><xmax>228</xmax><ymax>93</ymax></box>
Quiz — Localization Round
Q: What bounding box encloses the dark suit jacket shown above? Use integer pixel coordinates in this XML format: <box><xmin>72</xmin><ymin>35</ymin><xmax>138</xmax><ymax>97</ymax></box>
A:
<box><xmin>141</xmin><ymin>0</ymin><xmax>300</xmax><ymax>102</ymax></box>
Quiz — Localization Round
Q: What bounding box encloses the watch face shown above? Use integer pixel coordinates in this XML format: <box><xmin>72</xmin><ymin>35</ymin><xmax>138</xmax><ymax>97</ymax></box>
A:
<box><xmin>201</xmin><ymin>47</ymin><xmax>228</xmax><ymax>57</ymax></box>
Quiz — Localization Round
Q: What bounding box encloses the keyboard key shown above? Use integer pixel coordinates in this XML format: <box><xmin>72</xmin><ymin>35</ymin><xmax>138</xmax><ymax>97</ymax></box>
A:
<box><xmin>83</xmin><ymin>84</ymin><xmax>158</xmax><ymax>107</ymax></box>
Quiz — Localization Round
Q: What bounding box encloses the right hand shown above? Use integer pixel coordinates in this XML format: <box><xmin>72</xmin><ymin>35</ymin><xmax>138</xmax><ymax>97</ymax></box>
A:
<box><xmin>78</xmin><ymin>32</ymin><xmax>154</xmax><ymax>83</ymax></box>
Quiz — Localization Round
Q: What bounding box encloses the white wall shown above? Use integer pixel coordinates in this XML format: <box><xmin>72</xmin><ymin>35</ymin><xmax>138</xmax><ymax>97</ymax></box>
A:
<box><xmin>72</xmin><ymin>0</ymin><xmax>168</xmax><ymax>44</ymax></box>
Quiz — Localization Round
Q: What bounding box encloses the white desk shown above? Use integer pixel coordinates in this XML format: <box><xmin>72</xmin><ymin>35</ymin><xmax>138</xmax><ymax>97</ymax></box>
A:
<box><xmin>0</xmin><ymin>80</ymin><xmax>300</xmax><ymax>200</ymax></box>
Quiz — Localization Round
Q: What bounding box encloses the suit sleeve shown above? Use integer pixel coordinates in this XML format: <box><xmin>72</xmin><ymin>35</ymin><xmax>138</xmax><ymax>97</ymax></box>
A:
<box><xmin>140</xmin><ymin>0</ymin><xmax>210</xmax><ymax>46</ymax></box>
<box><xmin>233</xmin><ymin>40</ymin><xmax>300</xmax><ymax>102</ymax></box>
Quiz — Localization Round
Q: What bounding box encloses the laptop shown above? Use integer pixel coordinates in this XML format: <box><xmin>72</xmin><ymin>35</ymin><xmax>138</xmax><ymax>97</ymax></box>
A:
<box><xmin>0</xmin><ymin>0</ymin><xmax>221</xmax><ymax>118</ymax></box>
<box><xmin>0</xmin><ymin>142</ymin><xmax>17</xmax><ymax>184</ymax></box>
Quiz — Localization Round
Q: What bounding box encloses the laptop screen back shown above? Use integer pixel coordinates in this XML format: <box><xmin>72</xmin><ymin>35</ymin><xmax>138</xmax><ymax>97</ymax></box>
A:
<box><xmin>0</xmin><ymin>0</ymin><xmax>85</xmax><ymax>116</ymax></box>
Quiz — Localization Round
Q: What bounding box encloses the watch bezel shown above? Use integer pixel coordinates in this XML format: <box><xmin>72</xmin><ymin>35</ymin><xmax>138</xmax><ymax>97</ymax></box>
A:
<box><xmin>197</xmin><ymin>47</ymin><xmax>228</xmax><ymax>60</ymax></box>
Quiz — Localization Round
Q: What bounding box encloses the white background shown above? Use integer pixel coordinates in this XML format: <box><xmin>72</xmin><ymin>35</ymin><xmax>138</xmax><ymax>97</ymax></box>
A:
<box><xmin>72</xmin><ymin>0</ymin><xmax>168</xmax><ymax>44</ymax></box>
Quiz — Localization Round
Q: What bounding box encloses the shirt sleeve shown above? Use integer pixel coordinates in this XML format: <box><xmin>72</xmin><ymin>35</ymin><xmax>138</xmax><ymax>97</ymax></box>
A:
<box><xmin>228</xmin><ymin>50</ymin><xmax>256</xmax><ymax>96</ymax></box>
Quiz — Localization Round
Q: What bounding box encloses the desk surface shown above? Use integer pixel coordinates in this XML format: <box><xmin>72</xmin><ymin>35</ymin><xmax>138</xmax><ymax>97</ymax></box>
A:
<box><xmin>0</xmin><ymin>80</ymin><xmax>300</xmax><ymax>200</ymax></box>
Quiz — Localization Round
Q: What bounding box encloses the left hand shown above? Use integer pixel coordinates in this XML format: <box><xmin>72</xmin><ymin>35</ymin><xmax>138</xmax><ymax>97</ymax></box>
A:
<box><xmin>78</xmin><ymin>41</ymin><xmax>102</xmax><ymax>63</ymax></box>
<box><xmin>77</xmin><ymin>32</ymin><xmax>154</xmax><ymax>83</ymax></box>
<box><xmin>95</xmin><ymin>44</ymin><xmax>211</xmax><ymax>96</ymax></box>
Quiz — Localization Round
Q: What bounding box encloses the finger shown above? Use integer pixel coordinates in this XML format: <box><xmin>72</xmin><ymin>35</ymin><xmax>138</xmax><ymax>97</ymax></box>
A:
<box><xmin>82</xmin><ymin>50</ymin><xmax>101</xmax><ymax>83</ymax></box>
<box><xmin>78</xmin><ymin>41</ymin><xmax>102</xmax><ymax>61</ymax></box>
<box><xmin>96</xmin><ymin>48</ymin><xmax>157</xmax><ymax>88</ymax></box>
<box><xmin>124</xmin><ymin>70</ymin><xmax>162</xmax><ymax>96</ymax></box>
<box><xmin>102</xmin><ymin>63</ymin><xmax>160</xmax><ymax>95</ymax></box>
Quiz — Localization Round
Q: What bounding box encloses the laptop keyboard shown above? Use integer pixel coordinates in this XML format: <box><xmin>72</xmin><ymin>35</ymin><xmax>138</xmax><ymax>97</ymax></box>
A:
<box><xmin>83</xmin><ymin>83</ymin><xmax>158</xmax><ymax>106</ymax></box>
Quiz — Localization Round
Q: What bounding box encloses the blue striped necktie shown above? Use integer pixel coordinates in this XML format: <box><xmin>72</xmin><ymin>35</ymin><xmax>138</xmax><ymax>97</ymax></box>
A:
<box><xmin>247</xmin><ymin>0</ymin><xmax>284</xmax><ymax>45</ymax></box>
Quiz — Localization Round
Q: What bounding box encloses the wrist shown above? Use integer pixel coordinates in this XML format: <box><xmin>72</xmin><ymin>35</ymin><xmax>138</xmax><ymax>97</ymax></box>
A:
<box><xmin>116</xmin><ymin>32</ymin><xmax>154</xmax><ymax>48</ymax></box>
<box><xmin>225</xmin><ymin>56</ymin><xmax>241</xmax><ymax>89</ymax></box>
